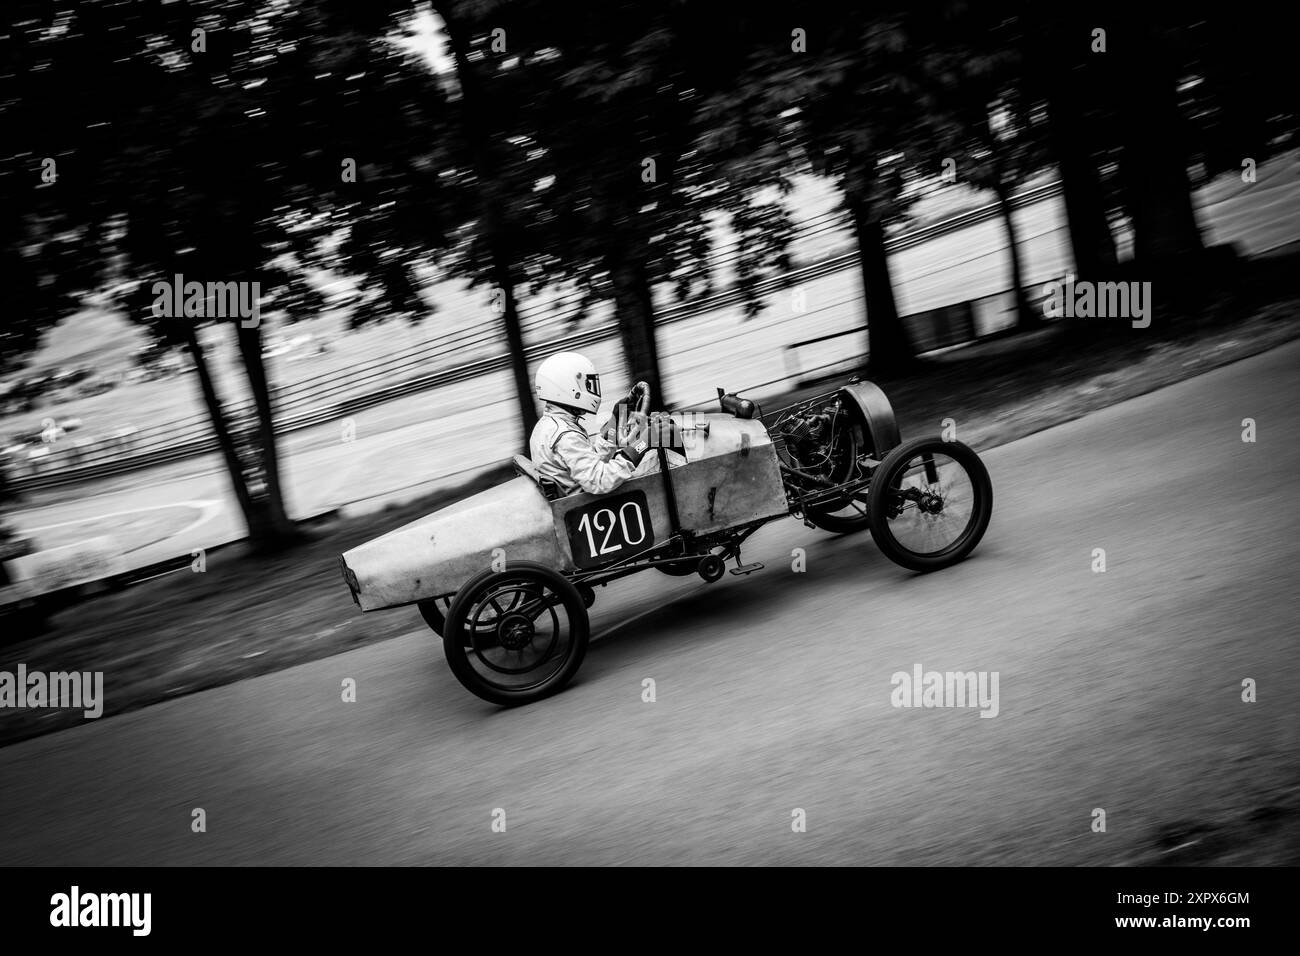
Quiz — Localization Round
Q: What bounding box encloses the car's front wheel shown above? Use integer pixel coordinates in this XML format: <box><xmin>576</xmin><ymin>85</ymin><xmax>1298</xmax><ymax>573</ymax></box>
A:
<box><xmin>867</xmin><ymin>437</ymin><xmax>993</xmax><ymax>572</ymax></box>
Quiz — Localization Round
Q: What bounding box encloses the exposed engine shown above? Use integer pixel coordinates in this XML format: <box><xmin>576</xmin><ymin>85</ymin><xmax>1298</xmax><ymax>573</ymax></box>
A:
<box><xmin>774</xmin><ymin>401</ymin><xmax>856</xmax><ymax>482</ymax></box>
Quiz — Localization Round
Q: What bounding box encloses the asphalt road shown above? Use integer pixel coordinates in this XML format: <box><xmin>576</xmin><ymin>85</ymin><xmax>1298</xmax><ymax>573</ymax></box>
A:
<box><xmin>2</xmin><ymin>341</ymin><xmax>1297</xmax><ymax>865</ymax></box>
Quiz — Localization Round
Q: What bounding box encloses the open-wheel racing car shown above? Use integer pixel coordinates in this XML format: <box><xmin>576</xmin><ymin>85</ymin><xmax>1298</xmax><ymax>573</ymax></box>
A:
<box><xmin>338</xmin><ymin>378</ymin><xmax>992</xmax><ymax>705</ymax></box>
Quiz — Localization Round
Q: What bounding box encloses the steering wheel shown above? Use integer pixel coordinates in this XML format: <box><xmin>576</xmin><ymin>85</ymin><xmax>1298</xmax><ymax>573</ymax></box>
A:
<box><xmin>602</xmin><ymin>381</ymin><xmax>652</xmax><ymax>444</ymax></box>
<box><xmin>628</xmin><ymin>380</ymin><xmax>651</xmax><ymax>417</ymax></box>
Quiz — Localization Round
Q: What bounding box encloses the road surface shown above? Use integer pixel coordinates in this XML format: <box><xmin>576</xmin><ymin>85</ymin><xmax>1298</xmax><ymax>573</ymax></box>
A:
<box><xmin>1</xmin><ymin>340</ymin><xmax>1296</xmax><ymax>865</ymax></box>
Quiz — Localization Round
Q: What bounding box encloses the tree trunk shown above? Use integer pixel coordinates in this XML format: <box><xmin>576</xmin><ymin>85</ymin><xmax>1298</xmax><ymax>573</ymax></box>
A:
<box><xmin>438</xmin><ymin>1</ymin><xmax>537</xmax><ymax>451</ymax></box>
<box><xmin>490</xmin><ymin>245</ymin><xmax>537</xmax><ymax>451</ymax></box>
<box><xmin>183</xmin><ymin>321</ymin><xmax>259</xmax><ymax>537</ymax></box>
<box><xmin>993</xmin><ymin>175</ymin><xmax>1040</xmax><ymax>331</ymax></box>
<box><xmin>1043</xmin><ymin>64</ymin><xmax>1118</xmax><ymax>282</ymax></box>
<box><xmin>848</xmin><ymin>198</ymin><xmax>914</xmax><ymax>376</ymax></box>
<box><xmin>1029</xmin><ymin>5</ymin><xmax>1120</xmax><ymax>285</ymax></box>
<box><xmin>235</xmin><ymin>321</ymin><xmax>297</xmax><ymax>548</ymax></box>
<box><xmin>1206</xmin><ymin>14</ymin><xmax>1268</xmax><ymax>174</ymax></box>
<box><xmin>1115</xmin><ymin>18</ymin><xmax>1204</xmax><ymax>267</ymax></box>
<box><xmin>607</xmin><ymin>251</ymin><xmax>666</xmax><ymax>406</ymax></box>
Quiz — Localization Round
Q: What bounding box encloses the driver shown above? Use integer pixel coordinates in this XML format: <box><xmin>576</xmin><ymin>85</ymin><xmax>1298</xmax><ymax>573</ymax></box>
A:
<box><xmin>531</xmin><ymin>351</ymin><xmax>664</xmax><ymax>496</ymax></box>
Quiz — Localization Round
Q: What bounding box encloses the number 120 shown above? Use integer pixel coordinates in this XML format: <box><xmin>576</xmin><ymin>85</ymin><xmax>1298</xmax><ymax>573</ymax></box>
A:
<box><xmin>578</xmin><ymin>502</ymin><xmax>648</xmax><ymax>556</ymax></box>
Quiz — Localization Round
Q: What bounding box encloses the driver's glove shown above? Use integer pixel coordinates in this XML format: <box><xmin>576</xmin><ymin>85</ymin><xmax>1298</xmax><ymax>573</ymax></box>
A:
<box><xmin>617</xmin><ymin>411</ymin><xmax>651</xmax><ymax>466</ymax></box>
<box><xmin>600</xmin><ymin>390</ymin><xmax>644</xmax><ymax>443</ymax></box>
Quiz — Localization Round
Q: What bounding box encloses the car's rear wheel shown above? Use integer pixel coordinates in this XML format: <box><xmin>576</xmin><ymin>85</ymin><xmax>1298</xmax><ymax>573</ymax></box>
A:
<box><xmin>420</xmin><ymin>592</ymin><xmax>520</xmax><ymax>646</ymax></box>
<box><xmin>867</xmin><ymin>437</ymin><xmax>992</xmax><ymax>572</ymax></box>
<box><xmin>443</xmin><ymin>561</ymin><xmax>590</xmax><ymax>706</ymax></box>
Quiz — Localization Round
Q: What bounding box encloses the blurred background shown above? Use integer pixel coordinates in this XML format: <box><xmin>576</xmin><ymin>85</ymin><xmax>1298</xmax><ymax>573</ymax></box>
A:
<box><xmin>0</xmin><ymin>0</ymin><xmax>1297</xmax><ymax>728</ymax></box>
<box><xmin>1</xmin><ymin>0</ymin><xmax>1299</xmax><ymax>872</ymax></box>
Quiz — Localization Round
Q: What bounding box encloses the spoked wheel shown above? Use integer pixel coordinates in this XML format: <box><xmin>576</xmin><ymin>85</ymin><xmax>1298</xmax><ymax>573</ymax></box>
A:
<box><xmin>419</xmin><ymin>592</ymin><xmax>523</xmax><ymax>646</ymax></box>
<box><xmin>443</xmin><ymin>561</ymin><xmax>590</xmax><ymax>705</ymax></box>
<box><xmin>867</xmin><ymin>436</ymin><xmax>992</xmax><ymax>572</ymax></box>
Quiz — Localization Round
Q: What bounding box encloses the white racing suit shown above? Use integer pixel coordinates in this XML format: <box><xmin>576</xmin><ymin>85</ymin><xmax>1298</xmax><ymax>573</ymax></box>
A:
<box><xmin>530</xmin><ymin>403</ymin><xmax>669</xmax><ymax>496</ymax></box>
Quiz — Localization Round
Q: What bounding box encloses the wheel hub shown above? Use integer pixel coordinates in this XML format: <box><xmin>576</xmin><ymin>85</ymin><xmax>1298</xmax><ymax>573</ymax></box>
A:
<box><xmin>496</xmin><ymin>611</ymin><xmax>535</xmax><ymax>650</ymax></box>
<box><xmin>917</xmin><ymin>491</ymin><xmax>945</xmax><ymax>515</ymax></box>
<box><xmin>697</xmin><ymin>553</ymin><xmax>726</xmax><ymax>583</ymax></box>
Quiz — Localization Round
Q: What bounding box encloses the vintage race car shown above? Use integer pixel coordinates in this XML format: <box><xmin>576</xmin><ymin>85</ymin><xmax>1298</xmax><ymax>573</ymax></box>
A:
<box><xmin>339</xmin><ymin>379</ymin><xmax>993</xmax><ymax>705</ymax></box>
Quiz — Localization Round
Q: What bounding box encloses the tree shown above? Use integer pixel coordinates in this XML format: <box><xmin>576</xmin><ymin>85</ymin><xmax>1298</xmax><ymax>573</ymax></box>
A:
<box><xmin>1184</xmin><ymin>14</ymin><xmax>1300</xmax><ymax>180</ymax></box>
<box><xmin>1110</xmin><ymin>14</ymin><xmax>1205</xmax><ymax>269</ymax></box>
<box><xmin>512</xmin><ymin>5</ymin><xmax>703</xmax><ymax>405</ymax></box>
<box><xmin>1019</xmin><ymin>5</ymin><xmax>1120</xmax><ymax>285</ymax></box>
<box><xmin>793</xmin><ymin>13</ymin><xmax>924</xmax><ymax>375</ymax></box>
<box><xmin>917</xmin><ymin>10</ymin><xmax>1050</xmax><ymax>330</ymax></box>
<box><xmin>703</xmin><ymin>6</ymin><xmax>941</xmax><ymax>375</ymax></box>
<box><xmin>439</xmin><ymin>0</ymin><xmax>799</xmax><ymax>409</ymax></box>
<box><xmin>429</xmin><ymin>0</ymin><xmax>538</xmax><ymax>448</ymax></box>
<box><xmin>0</xmin><ymin>0</ymin><xmax>463</xmax><ymax>549</ymax></box>
<box><xmin>1022</xmin><ymin>5</ymin><xmax>1231</xmax><ymax>293</ymax></box>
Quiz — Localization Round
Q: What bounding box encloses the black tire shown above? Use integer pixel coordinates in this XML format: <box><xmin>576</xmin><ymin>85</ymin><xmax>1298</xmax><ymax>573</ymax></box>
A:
<box><xmin>656</xmin><ymin>558</ymin><xmax>701</xmax><ymax>576</ymax></box>
<box><xmin>867</xmin><ymin>437</ymin><xmax>992</xmax><ymax>572</ymax></box>
<box><xmin>805</xmin><ymin>501</ymin><xmax>872</xmax><ymax>534</ymax></box>
<box><xmin>417</xmin><ymin>597</ymin><xmax>451</xmax><ymax>636</ymax></box>
<box><xmin>422</xmin><ymin>591</ymin><xmax>524</xmax><ymax>646</ymax></box>
<box><xmin>443</xmin><ymin>561</ymin><xmax>589</xmax><ymax>706</ymax></box>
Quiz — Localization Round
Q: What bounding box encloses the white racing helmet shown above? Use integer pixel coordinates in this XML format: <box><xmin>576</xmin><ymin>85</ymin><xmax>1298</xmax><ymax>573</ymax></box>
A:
<box><xmin>535</xmin><ymin>351</ymin><xmax>602</xmax><ymax>415</ymax></box>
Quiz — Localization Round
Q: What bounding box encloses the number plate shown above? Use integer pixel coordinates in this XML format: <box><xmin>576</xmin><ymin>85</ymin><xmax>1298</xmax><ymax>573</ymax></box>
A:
<box><xmin>565</xmin><ymin>491</ymin><xmax>655</xmax><ymax>569</ymax></box>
